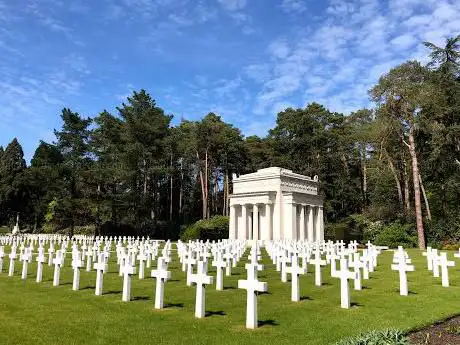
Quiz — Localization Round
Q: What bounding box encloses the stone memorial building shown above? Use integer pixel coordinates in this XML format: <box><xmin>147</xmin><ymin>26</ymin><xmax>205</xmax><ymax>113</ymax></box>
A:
<box><xmin>229</xmin><ymin>167</ymin><xmax>324</xmax><ymax>241</ymax></box>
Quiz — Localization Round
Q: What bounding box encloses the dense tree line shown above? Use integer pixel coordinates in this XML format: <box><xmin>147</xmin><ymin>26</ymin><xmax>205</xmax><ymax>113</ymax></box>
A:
<box><xmin>1</xmin><ymin>37</ymin><xmax>459</xmax><ymax>248</ymax></box>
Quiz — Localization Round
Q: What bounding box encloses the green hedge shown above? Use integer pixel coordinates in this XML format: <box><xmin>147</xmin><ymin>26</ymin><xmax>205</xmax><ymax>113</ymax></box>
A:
<box><xmin>374</xmin><ymin>222</ymin><xmax>417</xmax><ymax>248</ymax></box>
<box><xmin>180</xmin><ymin>216</ymin><xmax>229</xmax><ymax>242</ymax></box>
<box><xmin>333</xmin><ymin>329</ymin><xmax>408</xmax><ymax>345</ymax></box>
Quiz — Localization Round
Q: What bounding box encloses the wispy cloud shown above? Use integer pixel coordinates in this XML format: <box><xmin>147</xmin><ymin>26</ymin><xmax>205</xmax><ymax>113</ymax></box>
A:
<box><xmin>281</xmin><ymin>0</ymin><xmax>308</xmax><ymax>13</ymax></box>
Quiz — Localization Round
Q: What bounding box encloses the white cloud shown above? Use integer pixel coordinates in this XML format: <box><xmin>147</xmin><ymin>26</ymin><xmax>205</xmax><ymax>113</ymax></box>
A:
<box><xmin>244</xmin><ymin>64</ymin><xmax>271</xmax><ymax>83</ymax></box>
<box><xmin>217</xmin><ymin>0</ymin><xmax>247</xmax><ymax>11</ymax></box>
<box><xmin>391</xmin><ymin>34</ymin><xmax>416</xmax><ymax>49</ymax></box>
<box><xmin>281</xmin><ymin>0</ymin><xmax>307</xmax><ymax>13</ymax></box>
<box><xmin>268</xmin><ymin>39</ymin><xmax>290</xmax><ymax>59</ymax></box>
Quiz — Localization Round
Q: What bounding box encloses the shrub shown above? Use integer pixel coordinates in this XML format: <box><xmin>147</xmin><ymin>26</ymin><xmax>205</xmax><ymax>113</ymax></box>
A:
<box><xmin>426</xmin><ymin>216</ymin><xmax>460</xmax><ymax>249</ymax></box>
<box><xmin>333</xmin><ymin>329</ymin><xmax>408</xmax><ymax>345</ymax></box>
<box><xmin>180</xmin><ymin>216</ymin><xmax>229</xmax><ymax>242</ymax></box>
<box><xmin>57</xmin><ymin>225</ymin><xmax>96</xmax><ymax>236</ymax></box>
<box><xmin>374</xmin><ymin>221</ymin><xmax>417</xmax><ymax>248</ymax></box>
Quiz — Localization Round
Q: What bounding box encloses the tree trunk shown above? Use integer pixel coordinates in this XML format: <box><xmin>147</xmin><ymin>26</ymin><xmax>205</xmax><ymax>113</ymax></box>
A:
<box><xmin>362</xmin><ymin>149</ymin><xmax>367</xmax><ymax>206</ymax></box>
<box><xmin>408</xmin><ymin>125</ymin><xmax>425</xmax><ymax>249</ymax></box>
<box><xmin>419</xmin><ymin>173</ymin><xmax>431</xmax><ymax>221</ymax></box>
<box><xmin>386</xmin><ymin>153</ymin><xmax>403</xmax><ymax>207</ymax></box>
<box><xmin>402</xmin><ymin>158</ymin><xmax>411</xmax><ymax>214</ymax></box>
<box><xmin>197</xmin><ymin>151</ymin><xmax>207</xmax><ymax>219</ymax></box>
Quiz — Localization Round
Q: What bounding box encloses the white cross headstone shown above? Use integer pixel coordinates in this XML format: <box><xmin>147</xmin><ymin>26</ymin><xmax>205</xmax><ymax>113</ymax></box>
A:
<box><xmin>48</xmin><ymin>245</ymin><xmax>55</xmax><ymax>266</ymax></box>
<box><xmin>137</xmin><ymin>252</ymin><xmax>147</xmax><ymax>280</ymax></box>
<box><xmin>36</xmin><ymin>248</ymin><xmax>46</xmax><ymax>283</ymax></box>
<box><xmin>439</xmin><ymin>252</ymin><xmax>455</xmax><ymax>287</ymax></box>
<box><xmin>310</xmin><ymin>250</ymin><xmax>326</xmax><ymax>286</ymax></box>
<box><xmin>432</xmin><ymin>249</ymin><xmax>440</xmax><ymax>277</ymax></box>
<box><xmin>189</xmin><ymin>261</ymin><xmax>213</xmax><ymax>318</ymax></box>
<box><xmin>20</xmin><ymin>250</ymin><xmax>31</xmax><ymax>280</ymax></box>
<box><xmin>285</xmin><ymin>255</ymin><xmax>305</xmax><ymax>302</ymax></box>
<box><xmin>121</xmin><ymin>259</ymin><xmax>137</xmax><ymax>302</ymax></box>
<box><xmin>351</xmin><ymin>253</ymin><xmax>363</xmax><ymax>291</ymax></box>
<box><xmin>85</xmin><ymin>249</ymin><xmax>93</xmax><ymax>272</ymax></box>
<box><xmin>185</xmin><ymin>254</ymin><xmax>197</xmax><ymax>287</ymax></box>
<box><xmin>238</xmin><ymin>264</ymin><xmax>268</xmax><ymax>329</ymax></box>
<box><xmin>72</xmin><ymin>254</ymin><xmax>84</xmax><ymax>291</ymax></box>
<box><xmin>422</xmin><ymin>247</ymin><xmax>433</xmax><ymax>270</ymax></box>
<box><xmin>8</xmin><ymin>247</ymin><xmax>17</xmax><ymax>277</ymax></box>
<box><xmin>212</xmin><ymin>254</ymin><xmax>226</xmax><ymax>291</ymax></box>
<box><xmin>52</xmin><ymin>251</ymin><xmax>64</xmax><ymax>286</ymax></box>
<box><xmin>391</xmin><ymin>258</ymin><xmax>414</xmax><ymax>296</ymax></box>
<box><xmin>151</xmin><ymin>257</ymin><xmax>171</xmax><ymax>309</ymax></box>
<box><xmin>93</xmin><ymin>253</ymin><xmax>108</xmax><ymax>296</ymax></box>
<box><xmin>333</xmin><ymin>258</ymin><xmax>358</xmax><ymax>309</ymax></box>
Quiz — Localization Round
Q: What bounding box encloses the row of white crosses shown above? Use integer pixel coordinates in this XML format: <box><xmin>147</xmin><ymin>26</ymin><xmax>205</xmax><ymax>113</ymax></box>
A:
<box><xmin>265</xmin><ymin>240</ymin><xmax>383</xmax><ymax>309</ymax></box>
<box><xmin>5</xmin><ymin>234</ymin><xmax>460</xmax><ymax>330</ymax></box>
<box><xmin>422</xmin><ymin>247</ymin><xmax>456</xmax><ymax>287</ymax></box>
<box><xmin>391</xmin><ymin>246</ymin><xmax>415</xmax><ymax>296</ymax></box>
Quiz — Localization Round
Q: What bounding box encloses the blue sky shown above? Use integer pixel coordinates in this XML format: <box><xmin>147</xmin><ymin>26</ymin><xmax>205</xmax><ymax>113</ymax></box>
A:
<box><xmin>0</xmin><ymin>0</ymin><xmax>459</xmax><ymax>162</ymax></box>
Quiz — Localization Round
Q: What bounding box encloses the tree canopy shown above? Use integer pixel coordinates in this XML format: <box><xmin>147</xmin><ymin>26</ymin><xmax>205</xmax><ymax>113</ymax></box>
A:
<box><xmin>1</xmin><ymin>36</ymin><xmax>459</xmax><ymax>248</ymax></box>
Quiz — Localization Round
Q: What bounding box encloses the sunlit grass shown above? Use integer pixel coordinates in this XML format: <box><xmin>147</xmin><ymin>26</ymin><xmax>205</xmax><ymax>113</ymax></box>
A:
<box><xmin>0</xmin><ymin>248</ymin><xmax>459</xmax><ymax>345</ymax></box>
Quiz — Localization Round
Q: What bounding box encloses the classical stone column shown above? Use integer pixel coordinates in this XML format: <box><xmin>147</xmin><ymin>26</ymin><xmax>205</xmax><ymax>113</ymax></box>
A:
<box><xmin>299</xmin><ymin>205</ymin><xmax>305</xmax><ymax>241</ymax></box>
<box><xmin>229</xmin><ymin>204</ymin><xmax>236</xmax><ymax>240</ymax></box>
<box><xmin>307</xmin><ymin>205</ymin><xmax>314</xmax><ymax>242</ymax></box>
<box><xmin>240</xmin><ymin>204</ymin><xmax>248</xmax><ymax>240</ymax></box>
<box><xmin>253</xmin><ymin>204</ymin><xmax>259</xmax><ymax>241</ymax></box>
<box><xmin>284</xmin><ymin>202</ymin><xmax>297</xmax><ymax>240</ymax></box>
<box><xmin>316</xmin><ymin>206</ymin><xmax>324</xmax><ymax>242</ymax></box>
<box><xmin>273</xmin><ymin>191</ymin><xmax>282</xmax><ymax>240</ymax></box>
<box><xmin>264</xmin><ymin>203</ymin><xmax>272</xmax><ymax>241</ymax></box>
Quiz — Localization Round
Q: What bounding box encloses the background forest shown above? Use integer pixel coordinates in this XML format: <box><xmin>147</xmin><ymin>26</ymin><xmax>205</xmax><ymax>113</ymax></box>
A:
<box><xmin>1</xmin><ymin>37</ymin><xmax>459</xmax><ymax>249</ymax></box>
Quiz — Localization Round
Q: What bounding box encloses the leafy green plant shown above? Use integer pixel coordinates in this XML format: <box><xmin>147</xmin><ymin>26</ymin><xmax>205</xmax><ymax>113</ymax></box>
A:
<box><xmin>180</xmin><ymin>216</ymin><xmax>229</xmax><ymax>241</ymax></box>
<box><xmin>374</xmin><ymin>221</ymin><xmax>417</xmax><ymax>248</ymax></box>
<box><xmin>333</xmin><ymin>329</ymin><xmax>408</xmax><ymax>345</ymax></box>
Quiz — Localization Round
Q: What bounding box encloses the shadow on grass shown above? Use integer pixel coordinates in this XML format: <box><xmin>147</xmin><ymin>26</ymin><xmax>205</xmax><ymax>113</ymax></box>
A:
<box><xmin>133</xmin><ymin>296</ymin><xmax>150</xmax><ymax>301</ymax></box>
<box><xmin>164</xmin><ymin>302</ymin><xmax>184</xmax><ymax>309</ymax></box>
<box><xmin>258</xmin><ymin>319</ymin><xmax>279</xmax><ymax>327</ymax></box>
<box><xmin>259</xmin><ymin>291</ymin><xmax>272</xmax><ymax>296</ymax></box>
<box><xmin>350</xmin><ymin>302</ymin><xmax>362</xmax><ymax>308</ymax></box>
<box><xmin>80</xmin><ymin>286</ymin><xmax>94</xmax><ymax>290</ymax></box>
<box><xmin>224</xmin><ymin>286</ymin><xmax>236</xmax><ymax>290</ymax></box>
<box><xmin>104</xmin><ymin>290</ymin><xmax>122</xmax><ymax>295</ymax></box>
<box><xmin>300</xmin><ymin>296</ymin><xmax>312</xmax><ymax>301</ymax></box>
<box><xmin>205</xmin><ymin>310</ymin><xmax>226</xmax><ymax>317</ymax></box>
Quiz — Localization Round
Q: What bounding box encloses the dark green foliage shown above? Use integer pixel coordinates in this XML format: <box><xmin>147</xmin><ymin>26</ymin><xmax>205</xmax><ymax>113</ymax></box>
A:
<box><xmin>374</xmin><ymin>222</ymin><xmax>418</xmax><ymax>248</ymax></box>
<box><xmin>180</xmin><ymin>216</ymin><xmax>229</xmax><ymax>241</ymax></box>
<box><xmin>333</xmin><ymin>329</ymin><xmax>408</xmax><ymax>345</ymax></box>
<box><xmin>0</xmin><ymin>36</ymin><xmax>459</xmax><ymax>244</ymax></box>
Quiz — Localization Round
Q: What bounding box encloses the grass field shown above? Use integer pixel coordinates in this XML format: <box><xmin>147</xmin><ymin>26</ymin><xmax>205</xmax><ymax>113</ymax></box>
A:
<box><xmin>0</xmin><ymin>247</ymin><xmax>459</xmax><ymax>345</ymax></box>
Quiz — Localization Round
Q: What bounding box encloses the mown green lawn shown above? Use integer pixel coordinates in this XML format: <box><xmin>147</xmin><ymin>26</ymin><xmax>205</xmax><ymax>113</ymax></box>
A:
<box><xmin>0</xmin><ymin>247</ymin><xmax>459</xmax><ymax>345</ymax></box>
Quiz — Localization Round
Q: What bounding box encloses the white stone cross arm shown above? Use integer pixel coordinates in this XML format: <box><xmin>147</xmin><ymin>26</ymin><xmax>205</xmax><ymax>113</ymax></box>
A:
<box><xmin>238</xmin><ymin>277</ymin><xmax>267</xmax><ymax>295</ymax></box>
<box><xmin>151</xmin><ymin>258</ymin><xmax>171</xmax><ymax>281</ymax></box>
<box><xmin>439</xmin><ymin>253</ymin><xmax>455</xmax><ymax>287</ymax></box>
<box><xmin>238</xmin><ymin>264</ymin><xmax>268</xmax><ymax>329</ymax></box>
<box><xmin>151</xmin><ymin>258</ymin><xmax>171</xmax><ymax>309</ymax></box>
<box><xmin>190</xmin><ymin>261</ymin><xmax>214</xmax><ymax>318</ymax></box>
<box><xmin>391</xmin><ymin>260</ymin><xmax>414</xmax><ymax>296</ymax></box>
